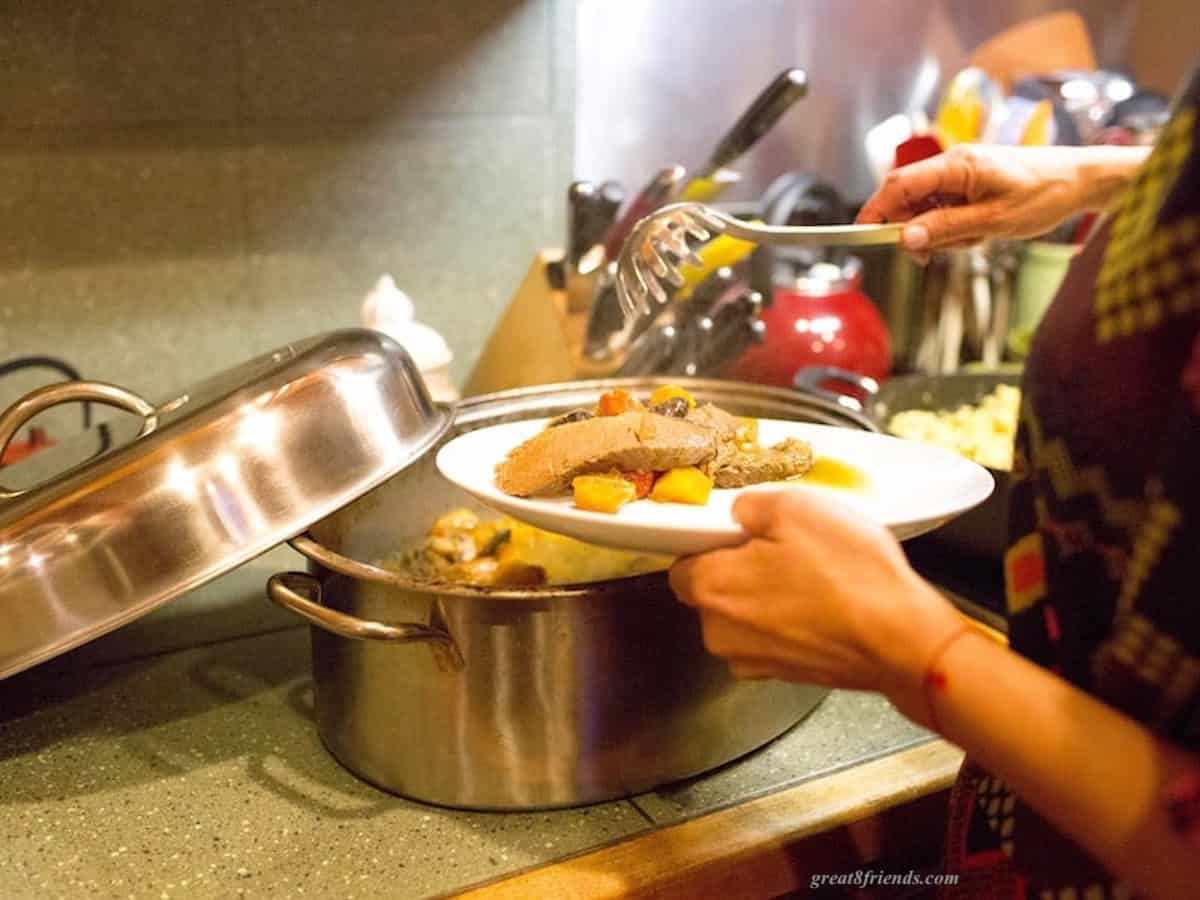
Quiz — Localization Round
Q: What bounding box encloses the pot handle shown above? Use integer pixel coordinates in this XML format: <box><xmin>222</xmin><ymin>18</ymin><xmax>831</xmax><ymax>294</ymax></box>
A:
<box><xmin>791</xmin><ymin>365</ymin><xmax>880</xmax><ymax>413</ymax></box>
<box><xmin>0</xmin><ymin>381</ymin><xmax>159</xmax><ymax>499</ymax></box>
<box><xmin>268</xmin><ymin>571</ymin><xmax>462</xmax><ymax>662</ymax></box>
<box><xmin>290</xmin><ymin>534</ymin><xmax>401</xmax><ymax>585</ymax></box>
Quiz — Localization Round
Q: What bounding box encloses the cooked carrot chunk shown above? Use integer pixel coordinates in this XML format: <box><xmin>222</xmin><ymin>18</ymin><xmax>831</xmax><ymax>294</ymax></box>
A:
<box><xmin>621</xmin><ymin>470</ymin><xmax>656</xmax><ymax>498</ymax></box>
<box><xmin>573</xmin><ymin>474</ymin><xmax>637</xmax><ymax>513</ymax></box>
<box><xmin>597</xmin><ymin>389</ymin><xmax>637</xmax><ymax>416</ymax></box>
<box><xmin>649</xmin><ymin>467</ymin><xmax>713</xmax><ymax>505</ymax></box>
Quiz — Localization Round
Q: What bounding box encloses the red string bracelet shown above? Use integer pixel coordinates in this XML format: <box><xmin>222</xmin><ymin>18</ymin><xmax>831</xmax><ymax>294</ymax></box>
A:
<box><xmin>1164</xmin><ymin>770</ymin><xmax>1200</xmax><ymax>848</ymax></box>
<box><xmin>922</xmin><ymin>624</ymin><xmax>974</xmax><ymax>734</ymax></box>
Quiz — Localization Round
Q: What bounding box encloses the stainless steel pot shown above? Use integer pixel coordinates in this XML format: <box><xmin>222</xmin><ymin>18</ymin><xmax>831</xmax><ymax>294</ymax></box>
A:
<box><xmin>795</xmin><ymin>366</ymin><xmax>1018</xmax><ymax>559</ymax></box>
<box><xmin>267</xmin><ymin>378</ymin><xmax>875</xmax><ymax>810</ymax></box>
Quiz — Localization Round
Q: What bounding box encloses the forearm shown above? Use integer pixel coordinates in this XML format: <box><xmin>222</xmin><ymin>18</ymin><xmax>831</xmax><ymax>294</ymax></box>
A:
<box><xmin>931</xmin><ymin>628</ymin><xmax>1199</xmax><ymax>898</ymax></box>
<box><xmin>1072</xmin><ymin>145</ymin><xmax>1154</xmax><ymax>211</ymax></box>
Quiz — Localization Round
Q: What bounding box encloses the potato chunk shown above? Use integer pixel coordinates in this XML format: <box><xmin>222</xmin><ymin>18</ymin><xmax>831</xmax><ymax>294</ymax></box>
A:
<box><xmin>649</xmin><ymin>467</ymin><xmax>713</xmax><ymax>505</ymax></box>
<box><xmin>572</xmin><ymin>474</ymin><xmax>637</xmax><ymax>513</ymax></box>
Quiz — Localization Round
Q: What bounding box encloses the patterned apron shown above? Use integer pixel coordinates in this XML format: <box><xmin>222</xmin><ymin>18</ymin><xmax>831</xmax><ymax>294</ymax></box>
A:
<box><xmin>941</xmin><ymin>63</ymin><xmax>1200</xmax><ymax>899</ymax></box>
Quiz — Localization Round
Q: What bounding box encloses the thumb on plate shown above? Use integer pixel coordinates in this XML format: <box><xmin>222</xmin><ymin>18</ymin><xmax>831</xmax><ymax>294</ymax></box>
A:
<box><xmin>730</xmin><ymin>489</ymin><xmax>795</xmax><ymax>537</ymax></box>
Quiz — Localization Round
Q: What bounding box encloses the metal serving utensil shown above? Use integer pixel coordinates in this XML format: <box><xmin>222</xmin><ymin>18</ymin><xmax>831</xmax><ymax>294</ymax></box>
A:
<box><xmin>614</xmin><ymin>202</ymin><xmax>903</xmax><ymax>320</ymax></box>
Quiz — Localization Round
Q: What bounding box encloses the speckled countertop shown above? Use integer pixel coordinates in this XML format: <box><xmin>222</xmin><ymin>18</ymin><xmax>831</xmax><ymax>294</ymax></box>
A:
<box><xmin>0</xmin><ymin>550</ymin><xmax>944</xmax><ymax>900</ymax></box>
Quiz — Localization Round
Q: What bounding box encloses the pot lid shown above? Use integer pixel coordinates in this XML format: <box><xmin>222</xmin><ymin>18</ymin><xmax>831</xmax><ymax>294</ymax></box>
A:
<box><xmin>0</xmin><ymin>329</ymin><xmax>451</xmax><ymax>679</ymax></box>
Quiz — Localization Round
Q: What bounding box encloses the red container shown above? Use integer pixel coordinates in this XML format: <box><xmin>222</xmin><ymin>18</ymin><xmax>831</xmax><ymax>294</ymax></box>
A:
<box><xmin>725</xmin><ymin>262</ymin><xmax>892</xmax><ymax>388</ymax></box>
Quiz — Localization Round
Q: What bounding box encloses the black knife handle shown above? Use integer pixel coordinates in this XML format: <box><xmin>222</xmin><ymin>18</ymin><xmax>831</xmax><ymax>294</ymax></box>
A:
<box><xmin>695</xmin><ymin>291</ymin><xmax>763</xmax><ymax>374</ymax></box>
<box><xmin>709</xmin><ymin>68</ymin><xmax>808</xmax><ymax>170</ymax></box>
<box><xmin>566</xmin><ymin>181</ymin><xmax>598</xmax><ymax>266</ymax></box>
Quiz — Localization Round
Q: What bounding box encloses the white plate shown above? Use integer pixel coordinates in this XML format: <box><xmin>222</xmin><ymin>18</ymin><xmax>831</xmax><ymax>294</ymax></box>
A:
<box><xmin>435</xmin><ymin>419</ymin><xmax>994</xmax><ymax>557</ymax></box>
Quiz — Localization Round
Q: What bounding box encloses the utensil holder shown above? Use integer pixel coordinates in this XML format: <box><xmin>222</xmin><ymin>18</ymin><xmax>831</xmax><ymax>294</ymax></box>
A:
<box><xmin>464</xmin><ymin>250</ymin><xmax>613</xmax><ymax>397</ymax></box>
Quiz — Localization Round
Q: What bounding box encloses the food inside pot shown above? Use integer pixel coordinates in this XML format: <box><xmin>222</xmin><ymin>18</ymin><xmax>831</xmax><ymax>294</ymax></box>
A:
<box><xmin>382</xmin><ymin>508</ymin><xmax>672</xmax><ymax>587</ymax></box>
<box><xmin>886</xmin><ymin>384</ymin><xmax>1020</xmax><ymax>471</ymax></box>
<box><xmin>494</xmin><ymin>385</ymin><xmax>815</xmax><ymax>514</ymax></box>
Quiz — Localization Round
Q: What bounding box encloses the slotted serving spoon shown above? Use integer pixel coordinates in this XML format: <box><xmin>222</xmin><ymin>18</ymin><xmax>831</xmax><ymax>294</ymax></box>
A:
<box><xmin>614</xmin><ymin>203</ymin><xmax>902</xmax><ymax>320</ymax></box>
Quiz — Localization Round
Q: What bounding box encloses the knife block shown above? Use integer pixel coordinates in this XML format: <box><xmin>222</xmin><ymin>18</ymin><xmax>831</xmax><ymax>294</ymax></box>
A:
<box><xmin>464</xmin><ymin>250</ymin><xmax>610</xmax><ymax>397</ymax></box>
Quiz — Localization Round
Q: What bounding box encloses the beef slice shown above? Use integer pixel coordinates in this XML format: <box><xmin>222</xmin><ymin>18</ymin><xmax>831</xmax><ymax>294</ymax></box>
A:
<box><xmin>496</xmin><ymin>411</ymin><xmax>717</xmax><ymax>497</ymax></box>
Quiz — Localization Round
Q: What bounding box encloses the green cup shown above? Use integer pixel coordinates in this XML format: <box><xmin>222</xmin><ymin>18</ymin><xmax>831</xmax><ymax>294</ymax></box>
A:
<box><xmin>1009</xmin><ymin>241</ymin><xmax>1080</xmax><ymax>358</ymax></box>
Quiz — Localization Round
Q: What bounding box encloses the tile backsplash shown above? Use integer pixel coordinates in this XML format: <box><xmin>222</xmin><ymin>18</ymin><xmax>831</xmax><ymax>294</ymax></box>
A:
<box><xmin>0</xmin><ymin>0</ymin><xmax>573</xmax><ymax>428</ymax></box>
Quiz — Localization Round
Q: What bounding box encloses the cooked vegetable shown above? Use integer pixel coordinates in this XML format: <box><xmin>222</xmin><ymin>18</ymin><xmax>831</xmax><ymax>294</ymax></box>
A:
<box><xmin>649</xmin><ymin>466</ymin><xmax>713</xmax><ymax>505</ymax></box>
<box><xmin>597</xmin><ymin>389</ymin><xmax>638</xmax><ymax>416</ymax></box>
<box><xmin>497</xmin><ymin>519</ymin><xmax>669</xmax><ymax>584</ymax></box>
<box><xmin>469</xmin><ymin>520</ymin><xmax>511</xmax><ymax>556</ymax></box>
<box><xmin>442</xmin><ymin>556</ymin><xmax>548</xmax><ymax>587</ymax></box>
<box><xmin>621</xmin><ymin>470</ymin><xmax>656</xmax><ymax>498</ymax></box>
<box><xmin>427</xmin><ymin>533</ymin><xmax>476</xmax><ymax>562</ymax></box>
<box><xmin>572</xmin><ymin>474</ymin><xmax>638</xmax><ymax>513</ymax></box>
<box><xmin>445</xmin><ymin>556</ymin><xmax>500</xmax><ymax>583</ymax></box>
<box><xmin>386</xmin><ymin>513</ymin><xmax>674</xmax><ymax>587</ymax></box>
<box><xmin>430</xmin><ymin>508</ymin><xmax>480</xmax><ymax>537</ymax></box>
<box><xmin>648</xmin><ymin>385</ymin><xmax>696</xmax><ymax>409</ymax></box>
<box><xmin>492</xmin><ymin>560</ymin><xmax>547</xmax><ymax>586</ymax></box>
<box><xmin>649</xmin><ymin>397</ymin><xmax>690</xmax><ymax>418</ymax></box>
<box><xmin>887</xmin><ymin>384</ymin><xmax>1019</xmax><ymax>471</ymax></box>
<box><xmin>394</xmin><ymin>546</ymin><xmax>451</xmax><ymax>580</ymax></box>
<box><xmin>734</xmin><ymin>417</ymin><xmax>759</xmax><ymax>452</ymax></box>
